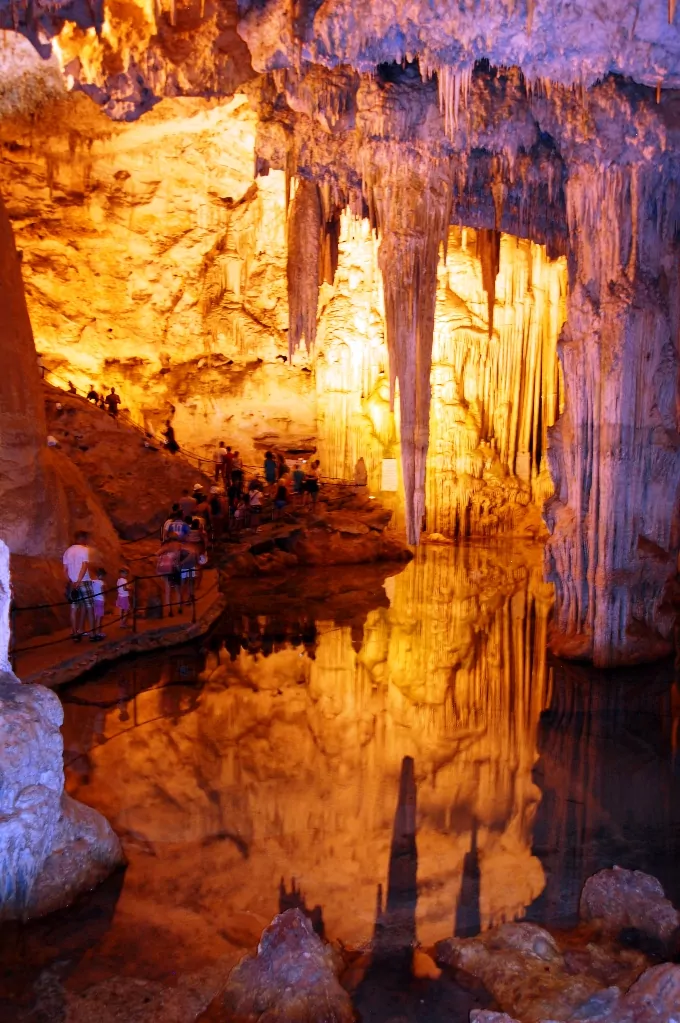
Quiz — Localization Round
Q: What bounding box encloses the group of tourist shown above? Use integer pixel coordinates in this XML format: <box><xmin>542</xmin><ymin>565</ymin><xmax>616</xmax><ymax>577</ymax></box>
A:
<box><xmin>62</xmin><ymin>531</ymin><xmax>131</xmax><ymax>642</ymax></box>
<box><xmin>61</xmin><ymin>433</ymin><xmax>327</xmax><ymax>641</ymax></box>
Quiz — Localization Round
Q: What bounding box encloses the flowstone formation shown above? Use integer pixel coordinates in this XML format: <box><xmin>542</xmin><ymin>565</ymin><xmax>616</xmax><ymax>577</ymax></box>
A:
<box><xmin>0</xmin><ymin>4</ymin><xmax>678</xmax><ymax>664</ymax></box>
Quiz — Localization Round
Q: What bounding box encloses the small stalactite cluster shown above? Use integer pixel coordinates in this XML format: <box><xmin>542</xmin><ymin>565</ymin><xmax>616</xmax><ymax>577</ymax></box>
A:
<box><xmin>361</xmin><ymin>146</ymin><xmax>453</xmax><ymax>544</ymax></box>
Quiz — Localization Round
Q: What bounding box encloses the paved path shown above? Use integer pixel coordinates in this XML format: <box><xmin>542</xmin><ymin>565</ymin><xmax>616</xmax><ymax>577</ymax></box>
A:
<box><xmin>15</xmin><ymin>570</ymin><xmax>225</xmax><ymax>689</ymax></box>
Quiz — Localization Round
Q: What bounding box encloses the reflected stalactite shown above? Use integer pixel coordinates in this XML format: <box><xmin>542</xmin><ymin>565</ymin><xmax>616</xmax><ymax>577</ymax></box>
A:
<box><xmin>454</xmin><ymin>818</ymin><xmax>481</xmax><ymax>938</ymax></box>
<box><xmin>287</xmin><ymin>177</ymin><xmax>322</xmax><ymax>356</ymax></box>
<box><xmin>374</xmin><ymin>755</ymin><xmax>418</xmax><ymax>958</ymax></box>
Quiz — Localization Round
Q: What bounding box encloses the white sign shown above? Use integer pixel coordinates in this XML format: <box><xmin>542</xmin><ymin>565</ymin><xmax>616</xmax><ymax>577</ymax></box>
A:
<box><xmin>381</xmin><ymin>458</ymin><xmax>398</xmax><ymax>492</ymax></box>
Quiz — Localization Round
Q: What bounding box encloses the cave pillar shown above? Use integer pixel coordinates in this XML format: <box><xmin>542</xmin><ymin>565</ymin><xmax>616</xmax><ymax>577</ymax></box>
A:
<box><xmin>0</xmin><ymin>192</ymin><xmax>53</xmax><ymax>555</ymax></box>
<box><xmin>546</xmin><ymin>164</ymin><xmax>680</xmax><ymax>666</ymax></box>
<box><xmin>362</xmin><ymin>146</ymin><xmax>452</xmax><ymax>544</ymax></box>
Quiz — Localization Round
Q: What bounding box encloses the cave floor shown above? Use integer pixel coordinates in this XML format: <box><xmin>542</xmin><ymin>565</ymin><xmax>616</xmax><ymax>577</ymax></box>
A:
<box><xmin>1</xmin><ymin>544</ymin><xmax>679</xmax><ymax>1022</ymax></box>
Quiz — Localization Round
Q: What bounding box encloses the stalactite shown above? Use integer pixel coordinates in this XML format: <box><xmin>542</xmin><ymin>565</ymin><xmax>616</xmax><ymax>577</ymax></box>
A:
<box><xmin>476</xmin><ymin>229</ymin><xmax>501</xmax><ymax>338</ymax></box>
<box><xmin>437</xmin><ymin>66</ymin><xmax>472</xmax><ymax>137</ymax></box>
<box><xmin>320</xmin><ymin>212</ymin><xmax>341</xmax><ymax>285</ymax></box>
<box><xmin>670</xmin><ymin>0</ymin><xmax>676</xmax><ymax>24</ymax></box>
<box><xmin>361</xmin><ymin>148</ymin><xmax>453</xmax><ymax>543</ymax></box>
<box><xmin>287</xmin><ymin>178</ymin><xmax>322</xmax><ymax>357</ymax></box>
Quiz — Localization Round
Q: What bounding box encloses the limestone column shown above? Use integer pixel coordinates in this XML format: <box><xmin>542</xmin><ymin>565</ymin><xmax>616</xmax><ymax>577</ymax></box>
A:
<box><xmin>545</xmin><ymin>163</ymin><xmax>680</xmax><ymax>666</ymax></box>
<box><xmin>358</xmin><ymin>77</ymin><xmax>452</xmax><ymax>544</ymax></box>
<box><xmin>0</xmin><ymin>191</ymin><xmax>53</xmax><ymax>555</ymax></box>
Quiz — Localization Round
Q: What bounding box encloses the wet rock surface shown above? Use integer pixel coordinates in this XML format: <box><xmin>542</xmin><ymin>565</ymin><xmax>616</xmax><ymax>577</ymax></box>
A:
<box><xmin>213</xmin><ymin>908</ymin><xmax>354</xmax><ymax>1023</ymax></box>
<box><xmin>435</xmin><ymin>921</ymin><xmax>650</xmax><ymax>1022</ymax></box>
<box><xmin>580</xmin><ymin>868</ymin><xmax>680</xmax><ymax>957</ymax></box>
<box><xmin>0</xmin><ymin>675</ymin><xmax>123</xmax><ymax>922</ymax></box>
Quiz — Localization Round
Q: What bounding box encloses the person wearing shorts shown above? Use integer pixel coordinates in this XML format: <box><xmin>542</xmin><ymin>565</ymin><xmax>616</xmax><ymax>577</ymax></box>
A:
<box><xmin>62</xmin><ymin>531</ymin><xmax>95</xmax><ymax>641</ymax></box>
<box><xmin>116</xmin><ymin>568</ymin><xmax>131</xmax><ymax>628</ymax></box>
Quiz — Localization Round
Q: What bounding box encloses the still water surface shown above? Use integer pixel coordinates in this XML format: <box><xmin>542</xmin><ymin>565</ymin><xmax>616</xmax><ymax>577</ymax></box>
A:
<box><xmin>37</xmin><ymin>544</ymin><xmax>680</xmax><ymax>985</ymax></box>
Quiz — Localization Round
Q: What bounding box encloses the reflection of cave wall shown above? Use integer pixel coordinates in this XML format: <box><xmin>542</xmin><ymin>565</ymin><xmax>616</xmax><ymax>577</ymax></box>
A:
<box><xmin>530</xmin><ymin>660</ymin><xmax>680</xmax><ymax>923</ymax></box>
<box><xmin>64</xmin><ymin>544</ymin><xmax>552</xmax><ymax>947</ymax></box>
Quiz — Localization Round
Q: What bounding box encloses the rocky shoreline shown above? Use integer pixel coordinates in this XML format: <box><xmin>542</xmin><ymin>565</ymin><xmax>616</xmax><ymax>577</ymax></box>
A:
<box><xmin>196</xmin><ymin>866</ymin><xmax>679</xmax><ymax>1023</ymax></box>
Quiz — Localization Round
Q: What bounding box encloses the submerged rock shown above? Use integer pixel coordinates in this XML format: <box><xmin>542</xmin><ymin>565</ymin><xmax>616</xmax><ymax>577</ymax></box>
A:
<box><xmin>0</xmin><ymin>675</ymin><xmax>124</xmax><ymax>921</ymax></box>
<box><xmin>580</xmin><ymin>867</ymin><xmax>680</xmax><ymax>956</ymax></box>
<box><xmin>219</xmin><ymin>908</ymin><xmax>354</xmax><ymax>1022</ymax></box>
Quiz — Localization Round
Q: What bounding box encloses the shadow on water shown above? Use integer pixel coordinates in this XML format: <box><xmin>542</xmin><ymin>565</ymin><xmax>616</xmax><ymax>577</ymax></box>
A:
<box><xmin>351</xmin><ymin>756</ymin><xmax>492</xmax><ymax>1023</ymax></box>
<box><xmin>279</xmin><ymin>878</ymin><xmax>325</xmax><ymax>938</ymax></box>
<box><xmin>454</xmin><ymin>819</ymin><xmax>482</xmax><ymax>939</ymax></box>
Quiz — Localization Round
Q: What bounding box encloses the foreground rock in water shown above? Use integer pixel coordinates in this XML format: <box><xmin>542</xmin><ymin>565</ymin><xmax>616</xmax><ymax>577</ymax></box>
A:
<box><xmin>471</xmin><ymin>963</ymin><xmax>680</xmax><ymax>1023</ymax></box>
<box><xmin>436</xmin><ymin>921</ymin><xmax>649</xmax><ymax>1022</ymax></box>
<box><xmin>217</xmin><ymin>908</ymin><xmax>353</xmax><ymax>1023</ymax></box>
<box><xmin>0</xmin><ymin>675</ymin><xmax>124</xmax><ymax>921</ymax></box>
<box><xmin>580</xmin><ymin>867</ymin><xmax>680</xmax><ymax>957</ymax></box>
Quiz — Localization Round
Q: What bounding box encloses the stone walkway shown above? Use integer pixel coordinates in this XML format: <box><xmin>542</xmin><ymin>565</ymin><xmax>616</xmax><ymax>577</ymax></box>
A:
<box><xmin>15</xmin><ymin>570</ymin><xmax>225</xmax><ymax>689</ymax></box>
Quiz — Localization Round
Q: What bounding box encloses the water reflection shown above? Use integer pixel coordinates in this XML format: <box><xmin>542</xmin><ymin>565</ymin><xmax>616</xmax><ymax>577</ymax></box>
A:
<box><xmin>56</xmin><ymin>543</ymin><xmax>680</xmax><ymax>983</ymax></box>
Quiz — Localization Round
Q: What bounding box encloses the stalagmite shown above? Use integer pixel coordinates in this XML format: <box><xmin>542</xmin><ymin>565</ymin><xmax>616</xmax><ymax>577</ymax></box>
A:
<box><xmin>287</xmin><ymin>178</ymin><xmax>322</xmax><ymax>357</ymax></box>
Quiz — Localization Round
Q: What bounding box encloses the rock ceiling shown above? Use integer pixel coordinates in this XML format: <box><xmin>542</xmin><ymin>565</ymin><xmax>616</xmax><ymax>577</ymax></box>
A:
<box><xmin>0</xmin><ymin>1</ymin><xmax>678</xmax><ymax>666</ymax></box>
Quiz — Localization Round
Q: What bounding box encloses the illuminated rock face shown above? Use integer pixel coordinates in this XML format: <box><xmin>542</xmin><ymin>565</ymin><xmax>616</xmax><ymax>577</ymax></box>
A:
<box><xmin>0</xmin><ymin>15</ymin><xmax>679</xmax><ymax>664</ymax></box>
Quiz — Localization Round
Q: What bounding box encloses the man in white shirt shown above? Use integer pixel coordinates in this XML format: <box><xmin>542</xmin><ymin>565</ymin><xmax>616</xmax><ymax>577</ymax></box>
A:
<box><xmin>214</xmin><ymin>440</ymin><xmax>227</xmax><ymax>482</ymax></box>
<box><xmin>62</xmin><ymin>531</ymin><xmax>95</xmax><ymax>641</ymax></box>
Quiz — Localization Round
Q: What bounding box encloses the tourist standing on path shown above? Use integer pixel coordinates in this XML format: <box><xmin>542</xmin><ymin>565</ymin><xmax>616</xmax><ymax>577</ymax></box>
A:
<box><xmin>303</xmin><ymin>460</ymin><xmax>321</xmax><ymax>507</ymax></box>
<box><xmin>277</xmin><ymin>452</ymin><xmax>290</xmax><ymax>480</ymax></box>
<box><xmin>179</xmin><ymin>489</ymin><xmax>197</xmax><ymax>519</ymax></box>
<box><xmin>264</xmin><ymin>451</ymin><xmax>277</xmax><ymax>493</ymax></box>
<box><xmin>273</xmin><ymin>481</ymin><xmax>288</xmax><ymax>520</ymax></box>
<box><xmin>231</xmin><ymin>451</ymin><xmax>243</xmax><ymax>487</ymax></box>
<box><xmin>67</xmin><ymin>380</ymin><xmax>77</xmax><ymax>394</ymax></box>
<box><xmin>249</xmin><ymin>487</ymin><xmax>262</xmax><ymax>531</ymax></box>
<box><xmin>116</xmin><ymin>568</ymin><xmax>131</xmax><ymax>628</ymax></box>
<box><xmin>292</xmin><ymin>461</ymin><xmax>305</xmax><ymax>503</ymax></box>
<box><xmin>163</xmin><ymin>420</ymin><xmax>179</xmax><ymax>453</ymax></box>
<box><xmin>87</xmin><ymin>385</ymin><xmax>99</xmax><ymax>403</ymax></box>
<box><xmin>62</xmin><ymin>531</ymin><xmax>95</xmax><ymax>641</ymax></box>
<box><xmin>223</xmin><ymin>445</ymin><xmax>234</xmax><ymax>481</ymax></box>
<box><xmin>156</xmin><ymin>540</ymin><xmax>183</xmax><ymax>617</ymax></box>
<box><xmin>105</xmin><ymin>387</ymin><xmax>121</xmax><ymax>418</ymax></box>
<box><xmin>214</xmin><ymin>440</ymin><xmax>227</xmax><ymax>481</ymax></box>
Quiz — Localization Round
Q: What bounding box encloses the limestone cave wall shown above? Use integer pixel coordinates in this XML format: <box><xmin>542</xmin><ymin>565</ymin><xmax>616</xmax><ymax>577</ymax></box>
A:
<box><xmin>0</xmin><ymin>3</ymin><xmax>678</xmax><ymax>665</ymax></box>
